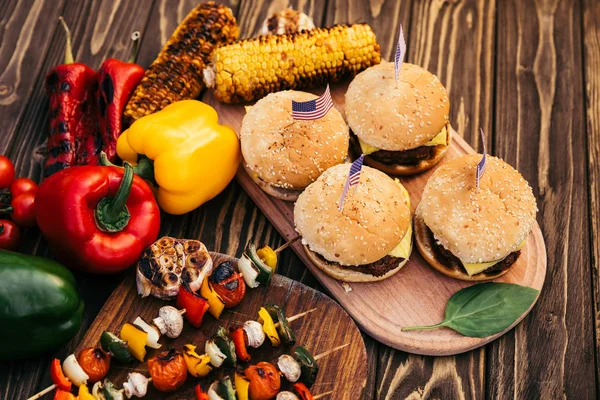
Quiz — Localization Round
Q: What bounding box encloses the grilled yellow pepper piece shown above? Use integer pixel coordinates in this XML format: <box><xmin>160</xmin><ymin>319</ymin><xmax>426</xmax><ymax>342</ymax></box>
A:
<box><xmin>201</xmin><ymin>277</ymin><xmax>225</xmax><ymax>319</ymax></box>
<box><xmin>183</xmin><ymin>344</ymin><xmax>213</xmax><ymax>377</ymax></box>
<box><xmin>117</xmin><ymin>100</ymin><xmax>241</xmax><ymax>215</ymax></box>
<box><xmin>235</xmin><ymin>372</ymin><xmax>250</xmax><ymax>400</ymax></box>
<box><xmin>120</xmin><ymin>323</ymin><xmax>148</xmax><ymax>362</ymax></box>
<box><xmin>78</xmin><ymin>384</ymin><xmax>95</xmax><ymax>400</ymax></box>
<box><xmin>256</xmin><ymin>245</ymin><xmax>277</xmax><ymax>271</ymax></box>
<box><xmin>258</xmin><ymin>307</ymin><xmax>281</xmax><ymax>346</ymax></box>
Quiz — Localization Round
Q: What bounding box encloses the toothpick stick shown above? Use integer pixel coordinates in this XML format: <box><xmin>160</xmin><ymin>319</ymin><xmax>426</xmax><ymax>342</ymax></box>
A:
<box><xmin>314</xmin><ymin>390</ymin><xmax>335</xmax><ymax>399</ymax></box>
<box><xmin>274</xmin><ymin>236</ymin><xmax>301</xmax><ymax>253</ymax></box>
<box><xmin>274</xmin><ymin>308</ymin><xmax>317</xmax><ymax>328</ymax></box>
<box><xmin>314</xmin><ymin>343</ymin><xmax>350</xmax><ymax>361</ymax></box>
<box><xmin>27</xmin><ymin>384</ymin><xmax>56</xmax><ymax>400</ymax></box>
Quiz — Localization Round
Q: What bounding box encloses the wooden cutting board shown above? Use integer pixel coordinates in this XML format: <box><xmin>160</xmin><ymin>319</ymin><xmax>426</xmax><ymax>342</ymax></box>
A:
<box><xmin>203</xmin><ymin>82</ymin><xmax>547</xmax><ymax>356</ymax></box>
<box><xmin>78</xmin><ymin>253</ymin><xmax>367</xmax><ymax>399</ymax></box>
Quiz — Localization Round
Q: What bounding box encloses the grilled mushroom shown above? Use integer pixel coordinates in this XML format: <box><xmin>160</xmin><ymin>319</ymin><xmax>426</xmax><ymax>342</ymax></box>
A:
<box><xmin>153</xmin><ymin>306</ymin><xmax>184</xmax><ymax>338</ymax></box>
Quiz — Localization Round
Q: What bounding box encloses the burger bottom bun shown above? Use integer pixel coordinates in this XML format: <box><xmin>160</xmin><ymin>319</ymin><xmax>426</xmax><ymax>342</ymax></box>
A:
<box><xmin>364</xmin><ymin>138</ymin><xmax>451</xmax><ymax>176</ymax></box>
<box><xmin>413</xmin><ymin>213</ymin><xmax>509</xmax><ymax>281</ymax></box>
<box><xmin>303</xmin><ymin>244</ymin><xmax>410</xmax><ymax>283</ymax></box>
<box><xmin>244</xmin><ymin>163</ymin><xmax>304</xmax><ymax>201</ymax></box>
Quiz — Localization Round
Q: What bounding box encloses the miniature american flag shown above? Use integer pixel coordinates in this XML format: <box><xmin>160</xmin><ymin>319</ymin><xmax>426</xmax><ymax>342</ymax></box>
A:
<box><xmin>476</xmin><ymin>128</ymin><xmax>487</xmax><ymax>188</ymax></box>
<box><xmin>394</xmin><ymin>25</ymin><xmax>406</xmax><ymax>86</ymax></box>
<box><xmin>339</xmin><ymin>155</ymin><xmax>365</xmax><ymax>211</ymax></box>
<box><xmin>291</xmin><ymin>85</ymin><xmax>334</xmax><ymax>120</ymax></box>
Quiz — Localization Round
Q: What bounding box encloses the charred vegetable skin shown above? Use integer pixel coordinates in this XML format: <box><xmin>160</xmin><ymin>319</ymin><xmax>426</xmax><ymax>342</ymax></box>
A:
<box><xmin>205</xmin><ymin>24</ymin><xmax>381</xmax><ymax>103</ymax></box>
<box><xmin>177</xmin><ymin>284</ymin><xmax>210</xmax><ymax>328</ymax></box>
<box><xmin>210</xmin><ymin>261</ymin><xmax>246</xmax><ymax>308</ymax></box>
<box><xmin>147</xmin><ymin>349</ymin><xmax>188</xmax><ymax>392</ymax></box>
<box><xmin>266</xmin><ymin>304</ymin><xmax>296</xmax><ymax>346</ymax></box>
<box><xmin>294</xmin><ymin>346</ymin><xmax>319</xmax><ymax>387</ymax></box>
<box><xmin>0</xmin><ymin>250</ymin><xmax>83</xmax><ymax>360</ymax></box>
<box><xmin>123</xmin><ymin>2</ymin><xmax>239</xmax><ymax>126</ymax></box>
<box><xmin>46</xmin><ymin>18</ymin><xmax>100</xmax><ymax>176</ymax></box>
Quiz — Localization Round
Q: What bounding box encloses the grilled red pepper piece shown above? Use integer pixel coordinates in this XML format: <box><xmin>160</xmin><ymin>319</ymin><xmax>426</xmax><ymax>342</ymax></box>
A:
<box><xmin>45</xmin><ymin>17</ymin><xmax>99</xmax><ymax>176</ymax></box>
<box><xmin>176</xmin><ymin>284</ymin><xmax>210</xmax><ymax>328</ymax></box>
<box><xmin>97</xmin><ymin>32</ymin><xmax>145</xmax><ymax>162</ymax></box>
<box><xmin>50</xmin><ymin>358</ymin><xmax>72</xmax><ymax>391</ymax></box>
<box><xmin>293</xmin><ymin>383</ymin><xmax>314</xmax><ymax>400</ymax></box>
<box><xmin>195</xmin><ymin>383</ymin><xmax>209</xmax><ymax>400</ymax></box>
<box><xmin>35</xmin><ymin>163</ymin><xmax>160</xmax><ymax>274</ymax></box>
<box><xmin>53</xmin><ymin>389</ymin><xmax>76</xmax><ymax>400</ymax></box>
<box><xmin>230</xmin><ymin>327</ymin><xmax>251</xmax><ymax>362</ymax></box>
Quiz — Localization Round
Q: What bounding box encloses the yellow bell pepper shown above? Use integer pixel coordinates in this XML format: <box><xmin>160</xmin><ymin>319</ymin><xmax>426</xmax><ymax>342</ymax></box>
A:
<box><xmin>201</xmin><ymin>277</ymin><xmax>225</xmax><ymax>319</ymax></box>
<box><xmin>120</xmin><ymin>323</ymin><xmax>147</xmax><ymax>362</ymax></box>
<box><xmin>77</xmin><ymin>384</ymin><xmax>95</xmax><ymax>400</ymax></box>
<box><xmin>256</xmin><ymin>245</ymin><xmax>277</xmax><ymax>271</ymax></box>
<box><xmin>117</xmin><ymin>100</ymin><xmax>241</xmax><ymax>215</ymax></box>
<box><xmin>183</xmin><ymin>344</ymin><xmax>213</xmax><ymax>377</ymax></box>
<box><xmin>234</xmin><ymin>372</ymin><xmax>250</xmax><ymax>400</ymax></box>
<box><xmin>258</xmin><ymin>307</ymin><xmax>281</xmax><ymax>346</ymax></box>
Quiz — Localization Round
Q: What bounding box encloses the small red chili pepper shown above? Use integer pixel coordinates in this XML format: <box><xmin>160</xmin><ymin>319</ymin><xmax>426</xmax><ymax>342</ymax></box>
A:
<box><xmin>293</xmin><ymin>382</ymin><xmax>315</xmax><ymax>400</ymax></box>
<box><xmin>96</xmin><ymin>32</ymin><xmax>145</xmax><ymax>162</ymax></box>
<box><xmin>53</xmin><ymin>389</ymin><xmax>76</xmax><ymax>400</ymax></box>
<box><xmin>195</xmin><ymin>383</ymin><xmax>209</xmax><ymax>400</ymax></box>
<box><xmin>176</xmin><ymin>284</ymin><xmax>210</xmax><ymax>328</ymax></box>
<box><xmin>45</xmin><ymin>17</ymin><xmax>100</xmax><ymax>176</ymax></box>
<box><xmin>50</xmin><ymin>358</ymin><xmax>72</xmax><ymax>391</ymax></box>
<box><xmin>230</xmin><ymin>327</ymin><xmax>251</xmax><ymax>362</ymax></box>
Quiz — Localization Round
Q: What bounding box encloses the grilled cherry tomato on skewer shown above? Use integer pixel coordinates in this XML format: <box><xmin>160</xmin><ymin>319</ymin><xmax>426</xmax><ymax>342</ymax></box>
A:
<box><xmin>76</xmin><ymin>347</ymin><xmax>110</xmax><ymax>383</ymax></box>
<box><xmin>0</xmin><ymin>220</ymin><xmax>20</xmax><ymax>250</ymax></box>
<box><xmin>245</xmin><ymin>361</ymin><xmax>281</xmax><ymax>400</ymax></box>
<box><xmin>147</xmin><ymin>349</ymin><xmax>187</xmax><ymax>392</ymax></box>
<box><xmin>0</xmin><ymin>156</ymin><xmax>15</xmax><ymax>189</ymax></box>
<box><xmin>210</xmin><ymin>261</ymin><xmax>246</xmax><ymax>308</ymax></box>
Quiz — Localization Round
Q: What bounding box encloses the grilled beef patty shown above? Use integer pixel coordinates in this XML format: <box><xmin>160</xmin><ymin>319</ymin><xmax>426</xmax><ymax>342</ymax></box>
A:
<box><xmin>350</xmin><ymin>134</ymin><xmax>437</xmax><ymax>166</ymax></box>
<box><xmin>313</xmin><ymin>251</ymin><xmax>404</xmax><ymax>277</ymax></box>
<box><xmin>425</xmin><ymin>224</ymin><xmax>520</xmax><ymax>276</ymax></box>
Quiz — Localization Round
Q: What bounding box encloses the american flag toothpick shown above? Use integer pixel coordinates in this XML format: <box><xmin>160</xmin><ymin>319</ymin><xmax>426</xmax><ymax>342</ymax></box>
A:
<box><xmin>394</xmin><ymin>25</ymin><xmax>406</xmax><ymax>88</ymax></box>
<box><xmin>476</xmin><ymin>128</ymin><xmax>487</xmax><ymax>188</ymax></box>
<box><xmin>292</xmin><ymin>85</ymin><xmax>334</xmax><ymax>120</ymax></box>
<box><xmin>339</xmin><ymin>155</ymin><xmax>365</xmax><ymax>211</ymax></box>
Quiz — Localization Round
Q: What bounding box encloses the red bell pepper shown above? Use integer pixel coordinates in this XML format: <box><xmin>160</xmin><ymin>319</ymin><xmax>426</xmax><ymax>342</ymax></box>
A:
<box><xmin>35</xmin><ymin>162</ymin><xmax>160</xmax><ymax>274</ymax></box>
<box><xmin>97</xmin><ymin>32</ymin><xmax>145</xmax><ymax>162</ymax></box>
<box><xmin>53</xmin><ymin>389</ymin><xmax>76</xmax><ymax>400</ymax></box>
<box><xmin>230</xmin><ymin>327</ymin><xmax>251</xmax><ymax>362</ymax></box>
<box><xmin>195</xmin><ymin>383</ymin><xmax>209</xmax><ymax>400</ymax></box>
<box><xmin>293</xmin><ymin>383</ymin><xmax>314</xmax><ymax>400</ymax></box>
<box><xmin>45</xmin><ymin>17</ymin><xmax>100</xmax><ymax>176</ymax></box>
<box><xmin>50</xmin><ymin>358</ymin><xmax>72</xmax><ymax>391</ymax></box>
<box><xmin>176</xmin><ymin>284</ymin><xmax>210</xmax><ymax>328</ymax></box>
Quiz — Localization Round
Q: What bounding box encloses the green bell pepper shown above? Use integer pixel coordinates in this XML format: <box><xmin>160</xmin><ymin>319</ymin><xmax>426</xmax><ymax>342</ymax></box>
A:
<box><xmin>0</xmin><ymin>250</ymin><xmax>84</xmax><ymax>360</ymax></box>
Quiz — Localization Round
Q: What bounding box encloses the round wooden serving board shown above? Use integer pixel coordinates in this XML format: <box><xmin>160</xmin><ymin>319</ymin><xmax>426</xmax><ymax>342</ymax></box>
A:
<box><xmin>78</xmin><ymin>253</ymin><xmax>368</xmax><ymax>399</ymax></box>
<box><xmin>203</xmin><ymin>82</ymin><xmax>547</xmax><ymax>356</ymax></box>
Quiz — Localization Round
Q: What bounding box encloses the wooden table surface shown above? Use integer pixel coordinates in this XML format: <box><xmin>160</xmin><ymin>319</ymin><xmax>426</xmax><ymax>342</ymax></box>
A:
<box><xmin>0</xmin><ymin>0</ymin><xmax>598</xmax><ymax>399</ymax></box>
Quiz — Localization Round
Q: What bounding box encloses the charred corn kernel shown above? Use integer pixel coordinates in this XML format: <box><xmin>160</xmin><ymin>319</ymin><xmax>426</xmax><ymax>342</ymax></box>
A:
<box><xmin>204</xmin><ymin>24</ymin><xmax>381</xmax><ymax>103</ymax></box>
<box><xmin>123</xmin><ymin>2</ymin><xmax>239</xmax><ymax>126</ymax></box>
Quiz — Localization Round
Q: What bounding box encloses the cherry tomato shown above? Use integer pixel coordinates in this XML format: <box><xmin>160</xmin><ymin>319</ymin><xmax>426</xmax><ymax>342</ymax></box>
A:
<box><xmin>148</xmin><ymin>350</ymin><xmax>187</xmax><ymax>392</ymax></box>
<box><xmin>0</xmin><ymin>156</ymin><xmax>15</xmax><ymax>189</ymax></box>
<box><xmin>10</xmin><ymin>193</ymin><xmax>36</xmax><ymax>228</ymax></box>
<box><xmin>210</xmin><ymin>261</ymin><xmax>246</xmax><ymax>308</ymax></box>
<box><xmin>9</xmin><ymin>177</ymin><xmax>38</xmax><ymax>198</ymax></box>
<box><xmin>0</xmin><ymin>220</ymin><xmax>21</xmax><ymax>251</ymax></box>
<box><xmin>76</xmin><ymin>347</ymin><xmax>111</xmax><ymax>383</ymax></box>
<box><xmin>245</xmin><ymin>362</ymin><xmax>281</xmax><ymax>400</ymax></box>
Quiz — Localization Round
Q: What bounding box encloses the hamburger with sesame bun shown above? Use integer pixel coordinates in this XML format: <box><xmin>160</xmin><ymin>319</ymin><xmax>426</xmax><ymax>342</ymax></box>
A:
<box><xmin>241</xmin><ymin>90</ymin><xmax>349</xmax><ymax>201</ymax></box>
<box><xmin>294</xmin><ymin>163</ymin><xmax>413</xmax><ymax>282</ymax></box>
<box><xmin>414</xmin><ymin>154</ymin><xmax>538</xmax><ymax>281</ymax></box>
<box><xmin>345</xmin><ymin>61</ymin><xmax>451</xmax><ymax>175</ymax></box>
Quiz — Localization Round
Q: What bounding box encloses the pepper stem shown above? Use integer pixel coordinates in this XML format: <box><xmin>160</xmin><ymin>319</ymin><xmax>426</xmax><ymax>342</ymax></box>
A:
<box><xmin>127</xmin><ymin>31</ymin><xmax>141</xmax><ymax>63</ymax></box>
<box><xmin>95</xmin><ymin>162</ymin><xmax>133</xmax><ymax>232</ymax></box>
<box><xmin>58</xmin><ymin>17</ymin><xmax>74</xmax><ymax>65</ymax></box>
<box><xmin>99</xmin><ymin>151</ymin><xmax>155</xmax><ymax>183</ymax></box>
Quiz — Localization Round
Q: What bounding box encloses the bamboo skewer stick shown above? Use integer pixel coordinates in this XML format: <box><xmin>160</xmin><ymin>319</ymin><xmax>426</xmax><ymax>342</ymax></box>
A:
<box><xmin>27</xmin><ymin>384</ymin><xmax>56</xmax><ymax>400</ymax></box>
<box><xmin>274</xmin><ymin>308</ymin><xmax>316</xmax><ymax>328</ymax></box>
<box><xmin>314</xmin><ymin>343</ymin><xmax>350</xmax><ymax>361</ymax></box>
<box><xmin>314</xmin><ymin>390</ymin><xmax>335</xmax><ymax>399</ymax></box>
<box><xmin>274</xmin><ymin>235</ymin><xmax>301</xmax><ymax>253</ymax></box>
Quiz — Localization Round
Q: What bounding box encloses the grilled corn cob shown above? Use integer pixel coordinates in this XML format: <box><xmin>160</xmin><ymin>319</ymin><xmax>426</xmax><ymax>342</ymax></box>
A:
<box><xmin>123</xmin><ymin>2</ymin><xmax>239</xmax><ymax>126</ymax></box>
<box><xmin>203</xmin><ymin>24</ymin><xmax>381</xmax><ymax>104</ymax></box>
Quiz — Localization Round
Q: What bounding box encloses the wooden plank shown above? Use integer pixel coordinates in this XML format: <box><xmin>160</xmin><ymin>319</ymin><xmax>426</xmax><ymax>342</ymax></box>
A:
<box><xmin>74</xmin><ymin>253</ymin><xmax>368</xmax><ymax>399</ymax></box>
<box><xmin>583</xmin><ymin>0</ymin><xmax>600</xmax><ymax>396</ymax></box>
<box><xmin>487</xmin><ymin>0</ymin><xmax>596</xmax><ymax>398</ymax></box>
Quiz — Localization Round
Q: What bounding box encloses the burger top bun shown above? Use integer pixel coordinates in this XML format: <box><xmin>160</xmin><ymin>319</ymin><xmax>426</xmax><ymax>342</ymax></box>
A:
<box><xmin>418</xmin><ymin>154</ymin><xmax>537</xmax><ymax>264</ymax></box>
<box><xmin>345</xmin><ymin>62</ymin><xmax>449</xmax><ymax>151</ymax></box>
<box><xmin>241</xmin><ymin>90</ymin><xmax>349</xmax><ymax>190</ymax></box>
<box><xmin>294</xmin><ymin>163</ymin><xmax>411</xmax><ymax>266</ymax></box>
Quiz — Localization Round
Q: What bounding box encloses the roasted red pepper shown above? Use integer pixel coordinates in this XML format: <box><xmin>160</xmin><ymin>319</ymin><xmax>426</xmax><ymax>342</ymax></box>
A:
<box><xmin>50</xmin><ymin>358</ymin><xmax>72</xmax><ymax>391</ymax></box>
<box><xmin>210</xmin><ymin>261</ymin><xmax>246</xmax><ymax>308</ymax></box>
<box><xmin>45</xmin><ymin>17</ymin><xmax>100</xmax><ymax>176</ymax></box>
<box><xmin>53</xmin><ymin>389</ymin><xmax>76</xmax><ymax>400</ymax></box>
<box><xmin>97</xmin><ymin>32</ymin><xmax>145</xmax><ymax>162</ymax></box>
<box><xmin>195</xmin><ymin>384</ymin><xmax>209</xmax><ymax>400</ymax></box>
<box><xmin>293</xmin><ymin>383</ymin><xmax>314</xmax><ymax>400</ymax></box>
<box><xmin>176</xmin><ymin>284</ymin><xmax>210</xmax><ymax>328</ymax></box>
<box><xmin>230</xmin><ymin>327</ymin><xmax>251</xmax><ymax>362</ymax></box>
<box><xmin>35</xmin><ymin>163</ymin><xmax>160</xmax><ymax>274</ymax></box>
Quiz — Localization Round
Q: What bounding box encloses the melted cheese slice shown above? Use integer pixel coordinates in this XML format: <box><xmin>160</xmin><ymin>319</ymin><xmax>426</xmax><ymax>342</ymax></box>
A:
<box><xmin>461</xmin><ymin>239</ymin><xmax>527</xmax><ymax>276</ymax></box>
<box><xmin>388</xmin><ymin>180</ymin><xmax>412</xmax><ymax>259</ymax></box>
<box><xmin>358</xmin><ymin>126</ymin><xmax>448</xmax><ymax>155</ymax></box>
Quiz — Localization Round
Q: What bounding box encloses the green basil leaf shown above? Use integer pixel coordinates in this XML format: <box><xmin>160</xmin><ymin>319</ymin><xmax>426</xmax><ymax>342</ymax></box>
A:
<box><xmin>402</xmin><ymin>283</ymin><xmax>539</xmax><ymax>338</ymax></box>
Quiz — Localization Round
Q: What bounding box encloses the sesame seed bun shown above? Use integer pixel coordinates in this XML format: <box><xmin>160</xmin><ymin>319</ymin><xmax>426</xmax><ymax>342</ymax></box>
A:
<box><xmin>241</xmin><ymin>91</ymin><xmax>349</xmax><ymax>198</ymax></box>
<box><xmin>414</xmin><ymin>154</ymin><xmax>537</xmax><ymax>279</ymax></box>
<box><xmin>243</xmin><ymin>163</ymin><xmax>303</xmax><ymax>201</ymax></box>
<box><xmin>345</xmin><ymin>62</ymin><xmax>450</xmax><ymax>151</ymax></box>
<box><xmin>294</xmin><ymin>164</ymin><xmax>411</xmax><ymax>281</ymax></box>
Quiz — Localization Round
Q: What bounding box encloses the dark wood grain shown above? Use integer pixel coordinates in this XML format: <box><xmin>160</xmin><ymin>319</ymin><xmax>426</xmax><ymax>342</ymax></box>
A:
<box><xmin>487</xmin><ymin>0</ymin><xmax>596</xmax><ymax>399</ymax></box>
